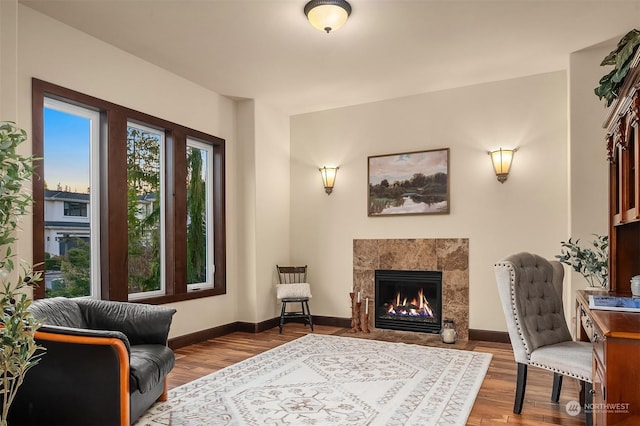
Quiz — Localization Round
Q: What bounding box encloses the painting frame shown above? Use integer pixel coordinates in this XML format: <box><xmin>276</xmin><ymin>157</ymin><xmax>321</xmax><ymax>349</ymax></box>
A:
<box><xmin>368</xmin><ymin>148</ymin><xmax>450</xmax><ymax>216</ymax></box>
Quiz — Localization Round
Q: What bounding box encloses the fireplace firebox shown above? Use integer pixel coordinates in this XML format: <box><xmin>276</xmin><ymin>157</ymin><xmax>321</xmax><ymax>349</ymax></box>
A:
<box><xmin>374</xmin><ymin>269</ymin><xmax>442</xmax><ymax>333</ymax></box>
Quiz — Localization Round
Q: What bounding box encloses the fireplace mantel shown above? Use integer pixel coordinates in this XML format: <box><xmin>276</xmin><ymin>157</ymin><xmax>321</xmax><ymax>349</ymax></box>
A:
<box><xmin>353</xmin><ymin>238</ymin><xmax>469</xmax><ymax>340</ymax></box>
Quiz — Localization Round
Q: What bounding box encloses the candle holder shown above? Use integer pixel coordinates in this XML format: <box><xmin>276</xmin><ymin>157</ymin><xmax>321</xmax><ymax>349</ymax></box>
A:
<box><xmin>349</xmin><ymin>293</ymin><xmax>361</xmax><ymax>333</ymax></box>
<box><xmin>349</xmin><ymin>293</ymin><xmax>356</xmax><ymax>332</ymax></box>
<box><xmin>362</xmin><ymin>313</ymin><xmax>370</xmax><ymax>333</ymax></box>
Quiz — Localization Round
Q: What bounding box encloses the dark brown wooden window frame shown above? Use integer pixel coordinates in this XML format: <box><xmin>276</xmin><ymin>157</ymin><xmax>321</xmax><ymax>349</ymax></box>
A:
<box><xmin>32</xmin><ymin>78</ymin><xmax>226</xmax><ymax>303</ymax></box>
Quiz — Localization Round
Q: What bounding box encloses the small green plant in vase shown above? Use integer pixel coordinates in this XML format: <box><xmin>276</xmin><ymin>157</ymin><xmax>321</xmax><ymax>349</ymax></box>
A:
<box><xmin>556</xmin><ymin>234</ymin><xmax>608</xmax><ymax>289</ymax></box>
<box><xmin>0</xmin><ymin>122</ymin><xmax>44</xmax><ymax>426</ymax></box>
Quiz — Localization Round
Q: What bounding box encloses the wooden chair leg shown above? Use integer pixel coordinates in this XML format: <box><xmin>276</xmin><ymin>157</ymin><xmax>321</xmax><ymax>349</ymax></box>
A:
<box><xmin>584</xmin><ymin>381</ymin><xmax>593</xmax><ymax>426</ymax></box>
<box><xmin>157</xmin><ymin>379</ymin><xmax>169</xmax><ymax>402</ymax></box>
<box><xmin>552</xmin><ymin>372</ymin><xmax>563</xmax><ymax>403</ymax></box>
<box><xmin>304</xmin><ymin>300</ymin><xmax>314</xmax><ymax>331</ymax></box>
<box><xmin>514</xmin><ymin>363</ymin><xmax>528</xmax><ymax>414</ymax></box>
<box><xmin>279</xmin><ymin>301</ymin><xmax>287</xmax><ymax>334</ymax></box>
<box><xmin>301</xmin><ymin>301</ymin><xmax>308</xmax><ymax>328</ymax></box>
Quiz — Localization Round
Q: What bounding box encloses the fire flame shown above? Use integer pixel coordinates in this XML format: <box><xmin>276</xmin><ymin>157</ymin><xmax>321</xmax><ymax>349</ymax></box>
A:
<box><xmin>385</xmin><ymin>288</ymin><xmax>434</xmax><ymax>318</ymax></box>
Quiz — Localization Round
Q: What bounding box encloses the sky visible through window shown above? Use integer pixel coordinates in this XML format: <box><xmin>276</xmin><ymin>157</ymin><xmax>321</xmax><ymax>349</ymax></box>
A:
<box><xmin>44</xmin><ymin>107</ymin><xmax>90</xmax><ymax>193</ymax></box>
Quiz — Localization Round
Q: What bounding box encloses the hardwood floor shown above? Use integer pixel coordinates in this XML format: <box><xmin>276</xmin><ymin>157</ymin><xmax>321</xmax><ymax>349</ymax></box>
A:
<box><xmin>167</xmin><ymin>324</ymin><xmax>586</xmax><ymax>425</ymax></box>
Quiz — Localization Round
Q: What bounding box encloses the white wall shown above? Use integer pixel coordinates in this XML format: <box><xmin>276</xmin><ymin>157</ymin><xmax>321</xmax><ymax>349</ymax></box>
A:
<box><xmin>11</xmin><ymin>4</ymin><xmax>244</xmax><ymax>338</ymax></box>
<box><xmin>291</xmin><ymin>72</ymin><xmax>570</xmax><ymax>332</ymax></box>
<box><xmin>0</xmin><ymin>0</ymin><xmax>18</xmax><ymax>122</ymax></box>
<box><xmin>235</xmin><ymin>100</ymin><xmax>258</xmax><ymax>323</ymax></box>
<box><xmin>254</xmin><ymin>100</ymin><xmax>291</xmax><ymax>321</ymax></box>
<box><xmin>563</xmin><ymin>41</ymin><xmax>615</xmax><ymax>329</ymax></box>
<box><xmin>568</xmin><ymin>42</ymin><xmax>615</xmax><ymax>302</ymax></box>
<box><xmin>234</xmin><ymin>99</ymin><xmax>291</xmax><ymax>323</ymax></box>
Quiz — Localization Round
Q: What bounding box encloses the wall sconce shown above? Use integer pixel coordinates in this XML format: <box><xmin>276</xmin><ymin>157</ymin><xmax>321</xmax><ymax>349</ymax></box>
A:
<box><xmin>489</xmin><ymin>148</ymin><xmax>516</xmax><ymax>183</ymax></box>
<box><xmin>304</xmin><ymin>0</ymin><xmax>352</xmax><ymax>33</ymax></box>
<box><xmin>319</xmin><ymin>166</ymin><xmax>339</xmax><ymax>195</ymax></box>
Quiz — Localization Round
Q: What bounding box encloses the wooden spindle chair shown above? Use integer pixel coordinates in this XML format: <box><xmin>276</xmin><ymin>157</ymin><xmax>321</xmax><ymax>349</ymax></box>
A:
<box><xmin>276</xmin><ymin>265</ymin><xmax>313</xmax><ymax>334</ymax></box>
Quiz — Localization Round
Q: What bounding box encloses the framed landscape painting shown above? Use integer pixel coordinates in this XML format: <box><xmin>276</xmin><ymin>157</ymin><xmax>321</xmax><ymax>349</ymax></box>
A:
<box><xmin>368</xmin><ymin>148</ymin><xmax>449</xmax><ymax>216</ymax></box>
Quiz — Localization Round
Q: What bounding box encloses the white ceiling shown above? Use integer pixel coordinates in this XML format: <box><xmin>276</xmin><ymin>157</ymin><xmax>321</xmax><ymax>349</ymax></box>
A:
<box><xmin>20</xmin><ymin>0</ymin><xmax>640</xmax><ymax>115</ymax></box>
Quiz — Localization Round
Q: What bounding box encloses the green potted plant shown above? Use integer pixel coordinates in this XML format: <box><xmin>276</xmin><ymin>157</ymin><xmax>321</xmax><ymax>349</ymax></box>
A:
<box><xmin>556</xmin><ymin>234</ymin><xmax>608</xmax><ymax>289</ymax></box>
<box><xmin>594</xmin><ymin>29</ymin><xmax>640</xmax><ymax>107</ymax></box>
<box><xmin>0</xmin><ymin>122</ymin><xmax>43</xmax><ymax>426</ymax></box>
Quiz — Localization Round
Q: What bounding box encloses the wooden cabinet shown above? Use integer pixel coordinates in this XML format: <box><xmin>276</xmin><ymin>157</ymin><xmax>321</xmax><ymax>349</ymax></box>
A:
<box><xmin>606</xmin><ymin>49</ymin><xmax>640</xmax><ymax>293</ymax></box>
<box><xmin>586</xmin><ymin>39</ymin><xmax>640</xmax><ymax>426</ymax></box>
<box><xmin>577</xmin><ymin>291</ymin><xmax>640</xmax><ymax>425</ymax></box>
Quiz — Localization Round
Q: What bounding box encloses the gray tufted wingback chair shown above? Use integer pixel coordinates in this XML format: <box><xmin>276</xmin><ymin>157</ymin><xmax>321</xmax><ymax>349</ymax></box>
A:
<box><xmin>494</xmin><ymin>252</ymin><xmax>593</xmax><ymax>420</ymax></box>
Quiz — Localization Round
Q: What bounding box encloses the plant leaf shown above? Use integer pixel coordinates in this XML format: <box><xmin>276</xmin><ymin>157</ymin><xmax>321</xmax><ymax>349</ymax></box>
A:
<box><xmin>596</xmin><ymin>29</ymin><xmax>640</xmax><ymax>105</ymax></box>
<box><xmin>615</xmin><ymin>33</ymin><xmax>640</xmax><ymax>69</ymax></box>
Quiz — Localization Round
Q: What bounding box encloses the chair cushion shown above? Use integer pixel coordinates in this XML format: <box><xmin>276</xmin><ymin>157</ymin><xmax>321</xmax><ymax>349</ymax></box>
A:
<box><xmin>75</xmin><ymin>298</ymin><xmax>176</xmax><ymax>345</ymax></box>
<box><xmin>530</xmin><ymin>340</ymin><xmax>593</xmax><ymax>382</ymax></box>
<box><xmin>277</xmin><ymin>283</ymin><xmax>312</xmax><ymax>299</ymax></box>
<box><xmin>508</xmin><ymin>253</ymin><xmax>572</xmax><ymax>352</ymax></box>
<box><xmin>29</xmin><ymin>297</ymin><xmax>88</xmax><ymax>329</ymax></box>
<box><xmin>129</xmin><ymin>345</ymin><xmax>175</xmax><ymax>394</ymax></box>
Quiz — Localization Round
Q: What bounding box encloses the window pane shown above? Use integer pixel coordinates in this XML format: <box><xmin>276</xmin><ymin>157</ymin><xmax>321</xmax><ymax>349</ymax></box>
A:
<box><xmin>43</xmin><ymin>100</ymin><xmax>99</xmax><ymax>298</ymax></box>
<box><xmin>64</xmin><ymin>201</ymin><xmax>88</xmax><ymax>217</ymax></box>
<box><xmin>34</xmin><ymin>80</ymin><xmax>227</xmax><ymax>303</ymax></box>
<box><xmin>127</xmin><ymin>124</ymin><xmax>165</xmax><ymax>297</ymax></box>
<box><xmin>186</xmin><ymin>140</ymin><xmax>213</xmax><ymax>289</ymax></box>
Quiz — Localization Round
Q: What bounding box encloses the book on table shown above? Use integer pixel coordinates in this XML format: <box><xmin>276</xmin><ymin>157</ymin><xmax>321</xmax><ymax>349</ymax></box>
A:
<box><xmin>589</xmin><ymin>295</ymin><xmax>640</xmax><ymax>312</ymax></box>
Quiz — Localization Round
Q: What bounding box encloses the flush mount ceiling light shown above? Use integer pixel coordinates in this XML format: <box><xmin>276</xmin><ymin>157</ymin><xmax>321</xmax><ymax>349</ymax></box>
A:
<box><xmin>304</xmin><ymin>0</ymin><xmax>352</xmax><ymax>34</ymax></box>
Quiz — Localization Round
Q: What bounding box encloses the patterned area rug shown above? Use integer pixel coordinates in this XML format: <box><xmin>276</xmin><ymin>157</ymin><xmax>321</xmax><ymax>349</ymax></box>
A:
<box><xmin>136</xmin><ymin>334</ymin><xmax>492</xmax><ymax>426</ymax></box>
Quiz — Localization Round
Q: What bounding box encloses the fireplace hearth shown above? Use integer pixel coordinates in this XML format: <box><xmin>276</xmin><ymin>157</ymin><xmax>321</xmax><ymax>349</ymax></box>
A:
<box><xmin>353</xmin><ymin>238</ymin><xmax>469</xmax><ymax>339</ymax></box>
<box><xmin>375</xmin><ymin>269</ymin><xmax>442</xmax><ymax>334</ymax></box>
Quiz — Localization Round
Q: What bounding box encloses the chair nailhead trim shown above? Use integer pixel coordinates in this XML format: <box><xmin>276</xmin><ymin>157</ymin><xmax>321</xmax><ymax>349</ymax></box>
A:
<box><xmin>530</xmin><ymin>362</ymin><xmax>592</xmax><ymax>383</ymax></box>
<box><xmin>495</xmin><ymin>261</ymin><xmax>532</xmax><ymax>360</ymax></box>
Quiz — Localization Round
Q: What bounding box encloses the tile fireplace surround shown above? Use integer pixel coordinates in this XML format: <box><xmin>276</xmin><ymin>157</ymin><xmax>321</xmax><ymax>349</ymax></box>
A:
<box><xmin>353</xmin><ymin>238</ymin><xmax>469</xmax><ymax>340</ymax></box>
